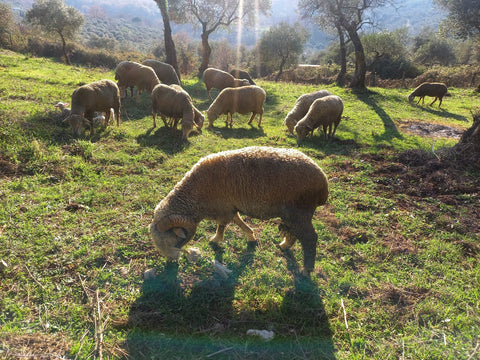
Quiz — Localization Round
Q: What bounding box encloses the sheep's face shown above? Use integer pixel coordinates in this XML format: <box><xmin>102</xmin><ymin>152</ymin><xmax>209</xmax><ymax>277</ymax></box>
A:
<box><xmin>284</xmin><ymin>116</ymin><xmax>296</xmax><ymax>134</ymax></box>
<box><xmin>206</xmin><ymin>109</ymin><xmax>218</xmax><ymax>126</ymax></box>
<box><xmin>194</xmin><ymin>112</ymin><xmax>205</xmax><ymax>130</ymax></box>
<box><xmin>63</xmin><ymin>114</ymin><xmax>90</xmax><ymax>136</ymax></box>
<box><xmin>149</xmin><ymin>222</ymin><xmax>197</xmax><ymax>260</ymax></box>
<box><xmin>294</xmin><ymin>124</ymin><xmax>310</xmax><ymax>142</ymax></box>
<box><xmin>407</xmin><ymin>93</ymin><xmax>414</xmax><ymax>103</ymax></box>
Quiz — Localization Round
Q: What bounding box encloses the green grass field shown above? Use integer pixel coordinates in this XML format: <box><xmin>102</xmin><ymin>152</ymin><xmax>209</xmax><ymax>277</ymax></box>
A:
<box><xmin>1</xmin><ymin>50</ymin><xmax>479</xmax><ymax>359</ymax></box>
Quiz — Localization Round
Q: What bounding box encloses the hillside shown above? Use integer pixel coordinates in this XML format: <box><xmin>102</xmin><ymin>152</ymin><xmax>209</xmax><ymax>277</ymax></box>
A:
<box><xmin>0</xmin><ymin>50</ymin><xmax>479</xmax><ymax>359</ymax></box>
<box><xmin>2</xmin><ymin>0</ymin><xmax>445</xmax><ymax>53</ymax></box>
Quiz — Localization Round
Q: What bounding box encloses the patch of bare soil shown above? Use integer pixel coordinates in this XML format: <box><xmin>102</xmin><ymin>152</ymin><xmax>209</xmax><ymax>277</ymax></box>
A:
<box><xmin>399</xmin><ymin>121</ymin><xmax>464</xmax><ymax>139</ymax></box>
<box><xmin>0</xmin><ymin>333</ymin><xmax>71</xmax><ymax>359</ymax></box>
<box><xmin>371</xmin><ymin>149</ymin><xmax>480</xmax><ymax>236</ymax></box>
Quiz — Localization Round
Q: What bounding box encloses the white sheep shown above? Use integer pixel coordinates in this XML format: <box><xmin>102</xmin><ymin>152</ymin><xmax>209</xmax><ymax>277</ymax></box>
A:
<box><xmin>408</xmin><ymin>82</ymin><xmax>449</xmax><ymax>107</ymax></box>
<box><xmin>284</xmin><ymin>90</ymin><xmax>332</xmax><ymax>134</ymax></box>
<box><xmin>203</xmin><ymin>67</ymin><xmax>250</xmax><ymax>99</ymax></box>
<box><xmin>149</xmin><ymin>146</ymin><xmax>329</xmax><ymax>276</ymax></box>
<box><xmin>114</xmin><ymin>61</ymin><xmax>160</xmax><ymax>98</ymax></box>
<box><xmin>294</xmin><ymin>95</ymin><xmax>344</xmax><ymax>142</ymax></box>
<box><xmin>151</xmin><ymin>84</ymin><xmax>200</xmax><ymax>140</ymax></box>
<box><xmin>142</xmin><ymin>59</ymin><xmax>181</xmax><ymax>86</ymax></box>
<box><xmin>54</xmin><ymin>101</ymin><xmax>71</xmax><ymax>119</ymax></box>
<box><xmin>168</xmin><ymin>84</ymin><xmax>204</xmax><ymax>130</ymax></box>
<box><xmin>206</xmin><ymin>85</ymin><xmax>266</xmax><ymax>127</ymax></box>
<box><xmin>63</xmin><ymin>79</ymin><xmax>121</xmax><ymax>136</ymax></box>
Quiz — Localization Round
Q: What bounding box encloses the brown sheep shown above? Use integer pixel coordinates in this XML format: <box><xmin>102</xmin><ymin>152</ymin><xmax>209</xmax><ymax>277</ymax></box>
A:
<box><xmin>408</xmin><ymin>82</ymin><xmax>449</xmax><ymax>107</ymax></box>
<box><xmin>142</xmin><ymin>59</ymin><xmax>181</xmax><ymax>85</ymax></box>
<box><xmin>149</xmin><ymin>146</ymin><xmax>329</xmax><ymax>276</ymax></box>
<box><xmin>114</xmin><ymin>61</ymin><xmax>160</xmax><ymax>98</ymax></box>
<box><xmin>203</xmin><ymin>67</ymin><xmax>250</xmax><ymax>99</ymax></box>
<box><xmin>63</xmin><ymin>79</ymin><xmax>120</xmax><ymax>136</ymax></box>
<box><xmin>206</xmin><ymin>85</ymin><xmax>266</xmax><ymax>127</ymax></box>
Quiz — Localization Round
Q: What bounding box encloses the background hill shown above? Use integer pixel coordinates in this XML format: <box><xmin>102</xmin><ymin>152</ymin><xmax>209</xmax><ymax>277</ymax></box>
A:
<box><xmin>3</xmin><ymin>0</ymin><xmax>445</xmax><ymax>54</ymax></box>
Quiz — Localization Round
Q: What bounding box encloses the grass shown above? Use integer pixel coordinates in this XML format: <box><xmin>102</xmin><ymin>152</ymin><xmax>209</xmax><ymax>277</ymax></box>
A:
<box><xmin>0</xmin><ymin>49</ymin><xmax>479</xmax><ymax>359</ymax></box>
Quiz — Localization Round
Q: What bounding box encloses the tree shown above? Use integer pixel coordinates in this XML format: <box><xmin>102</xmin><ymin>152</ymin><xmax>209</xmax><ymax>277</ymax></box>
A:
<box><xmin>412</xmin><ymin>28</ymin><xmax>456</xmax><ymax>66</ymax></box>
<box><xmin>0</xmin><ymin>3</ymin><xmax>16</xmax><ymax>49</ymax></box>
<box><xmin>258</xmin><ymin>22</ymin><xmax>308</xmax><ymax>82</ymax></box>
<box><xmin>153</xmin><ymin>0</ymin><xmax>180</xmax><ymax>80</ymax></box>
<box><xmin>434</xmin><ymin>0</ymin><xmax>480</xmax><ymax>39</ymax></box>
<box><xmin>26</xmin><ymin>0</ymin><xmax>84</xmax><ymax>65</ymax></box>
<box><xmin>171</xmin><ymin>0</ymin><xmax>271</xmax><ymax>75</ymax></box>
<box><xmin>299</xmin><ymin>0</ymin><xmax>392</xmax><ymax>89</ymax></box>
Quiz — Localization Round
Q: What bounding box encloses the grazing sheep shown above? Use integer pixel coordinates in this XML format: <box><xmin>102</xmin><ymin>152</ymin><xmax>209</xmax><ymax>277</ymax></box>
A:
<box><xmin>294</xmin><ymin>95</ymin><xmax>344</xmax><ymax>142</ymax></box>
<box><xmin>203</xmin><ymin>67</ymin><xmax>250</xmax><ymax>99</ymax></box>
<box><xmin>63</xmin><ymin>79</ymin><xmax>121</xmax><ymax>136</ymax></box>
<box><xmin>151</xmin><ymin>84</ymin><xmax>200</xmax><ymax>140</ymax></box>
<box><xmin>229</xmin><ymin>68</ymin><xmax>256</xmax><ymax>85</ymax></box>
<box><xmin>168</xmin><ymin>84</ymin><xmax>204</xmax><ymax>130</ymax></box>
<box><xmin>54</xmin><ymin>101</ymin><xmax>71</xmax><ymax>119</ymax></box>
<box><xmin>206</xmin><ymin>85</ymin><xmax>266</xmax><ymax>127</ymax></box>
<box><xmin>114</xmin><ymin>61</ymin><xmax>160</xmax><ymax>98</ymax></box>
<box><xmin>408</xmin><ymin>82</ymin><xmax>449</xmax><ymax>107</ymax></box>
<box><xmin>142</xmin><ymin>59</ymin><xmax>181</xmax><ymax>85</ymax></box>
<box><xmin>149</xmin><ymin>146</ymin><xmax>329</xmax><ymax>276</ymax></box>
<box><xmin>284</xmin><ymin>90</ymin><xmax>332</xmax><ymax>134</ymax></box>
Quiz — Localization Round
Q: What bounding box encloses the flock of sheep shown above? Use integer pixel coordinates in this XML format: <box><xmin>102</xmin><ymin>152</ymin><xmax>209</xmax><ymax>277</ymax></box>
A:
<box><xmin>55</xmin><ymin>60</ymin><xmax>450</xmax><ymax>276</ymax></box>
<box><xmin>57</xmin><ymin>59</ymin><xmax>355</xmax><ymax>143</ymax></box>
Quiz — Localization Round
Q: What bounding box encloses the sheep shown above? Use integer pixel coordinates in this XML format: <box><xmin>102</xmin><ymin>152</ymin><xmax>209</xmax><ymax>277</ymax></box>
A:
<box><xmin>151</xmin><ymin>84</ymin><xmax>201</xmax><ymax>140</ymax></box>
<box><xmin>168</xmin><ymin>84</ymin><xmax>205</xmax><ymax>130</ymax></box>
<box><xmin>229</xmin><ymin>68</ymin><xmax>256</xmax><ymax>85</ymax></box>
<box><xmin>114</xmin><ymin>61</ymin><xmax>160</xmax><ymax>98</ymax></box>
<box><xmin>294</xmin><ymin>95</ymin><xmax>344</xmax><ymax>142</ymax></box>
<box><xmin>203</xmin><ymin>67</ymin><xmax>250</xmax><ymax>99</ymax></box>
<box><xmin>63</xmin><ymin>79</ymin><xmax>121</xmax><ymax>136</ymax></box>
<box><xmin>206</xmin><ymin>85</ymin><xmax>266</xmax><ymax>128</ymax></box>
<box><xmin>284</xmin><ymin>90</ymin><xmax>332</xmax><ymax>134</ymax></box>
<box><xmin>142</xmin><ymin>59</ymin><xmax>181</xmax><ymax>85</ymax></box>
<box><xmin>408</xmin><ymin>82</ymin><xmax>449</xmax><ymax>107</ymax></box>
<box><xmin>149</xmin><ymin>146</ymin><xmax>329</xmax><ymax>276</ymax></box>
<box><xmin>54</xmin><ymin>101</ymin><xmax>71</xmax><ymax>119</ymax></box>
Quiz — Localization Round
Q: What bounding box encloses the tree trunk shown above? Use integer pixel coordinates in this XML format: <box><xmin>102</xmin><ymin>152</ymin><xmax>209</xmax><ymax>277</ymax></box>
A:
<box><xmin>274</xmin><ymin>56</ymin><xmax>287</xmax><ymax>82</ymax></box>
<box><xmin>59</xmin><ymin>32</ymin><xmax>71</xmax><ymax>65</ymax></box>
<box><xmin>199</xmin><ymin>30</ymin><xmax>211</xmax><ymax>76</ymax></box>
<box><xmin>451</xmin><ymin>112</ymin><xmax>480</xmax><ymax>168</ymax></box>
<box><xmin>156</xmin><ymin>0</ymin><xmax>180</xmax><ymax>80</ymax></box>
<box><xmin>336</xmin><ymin>24</ymin><xmax>347</xmax><ymax>87</ymax></box>
<box><xmin>346</xmin><ymin>26</ymin><xmax>366</xmax><ymax>89</ymax></box>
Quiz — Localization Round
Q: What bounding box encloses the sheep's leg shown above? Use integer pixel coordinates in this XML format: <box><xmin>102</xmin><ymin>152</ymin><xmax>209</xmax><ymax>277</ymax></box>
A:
<box><xmin>322</xmin><ymin>124</ymin><xmax>328</xmax><ymax>140</ymax></box>
<box><xmin>104</xmin><ymin>110</ymin><xmax>111</xmax><ymax>127</ymax></box>
<box><xmin>429</xmin><ymin>97</ymin><xmax>438</xmax><ymax>106</ymax></box>
<box><xmin>233</xmin><ymin>212</ymin><xmax>256</xmax><ymax>243</ymax></box>
<box><xmin>438</xmin><ymin>97</ymin><xmax>443</xmax><ymax>108</ymax></box>
<box><xmin>291</xmin><ymin>219</ymin><xmax>317</xmax><ymax>276</ymax></box>
<box><xmin>247</xmin><ymin>112</ymin><xmax>256</xmax><ymax>125</ymax></box>
<box><xmin>258</xmin><ymin>113</ymin><xmax>263</xmax><ymax>126</ymax></box>
<box><xmin>161</xmin><ymin>115</ymin><xmax>169</xmax><ymax>128</ymax></box>
<box><xmin>152</xmin><ymin>112</ymin><xmax>157</xmax><ymax>128</ymax></box>
<box><xmin>210</xmin><ymin>223</ymin><xmax>227</xmax><ymax>244</ymax></box>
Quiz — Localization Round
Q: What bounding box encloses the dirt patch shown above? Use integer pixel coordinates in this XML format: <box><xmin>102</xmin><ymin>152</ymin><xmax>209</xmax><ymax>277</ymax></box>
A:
<box><xmin>399</xmin><ymin>121</ymin><xmax>464</xmax><ymax>139</ymax></box>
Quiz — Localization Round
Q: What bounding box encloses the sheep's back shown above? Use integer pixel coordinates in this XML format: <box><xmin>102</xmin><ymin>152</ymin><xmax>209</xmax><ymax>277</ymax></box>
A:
<box><xmin>300</xmin><ymin>95</ymin><xmax>343</xmax><ymax>126</ymax></box>
<box><xmin>71</xmin><ymin>80</ymin><xmax>119</xmax><ymax>113</ymax></box>
<box><xmin>203</xmin><ymin>68</ymin><xmax>235</xmax><ymax>89</ymax></box>
<box><xmin>142</xmin><ymin>59</ymin><xmax>180</xmax><ymax>85</ymax></box>
<box><xmin>215</xmin><ymin>86</ymin><xmax>266</xmax><ymax>114</ymax></box>
<box><xmin>174</xmin><ymin>147</ymin><xmax>328</xmax><ymax>219</ymax></box>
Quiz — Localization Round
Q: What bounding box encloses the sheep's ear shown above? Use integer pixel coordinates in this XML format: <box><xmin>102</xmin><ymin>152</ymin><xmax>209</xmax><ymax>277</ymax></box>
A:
<box><xmin>173</xmin><ymin>227</ymin><xmax>187</xmax><ymax>239</ymax></box>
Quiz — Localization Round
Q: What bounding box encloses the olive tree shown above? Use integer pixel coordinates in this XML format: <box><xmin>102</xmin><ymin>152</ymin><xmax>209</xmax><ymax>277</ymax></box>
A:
<box><xmin>26</xmin><ymin>0</ymin><xmax>84</xmax><ymax>65</ymax></box>
<box><xmin>171</xmin><ymin>0</ymin><xmax>271</xmax><ymax>75</ymax></box>
<box><xmin>258</xmin><ymin>22</ymin><xmax>309</xmax><ymax>82</ymax></box>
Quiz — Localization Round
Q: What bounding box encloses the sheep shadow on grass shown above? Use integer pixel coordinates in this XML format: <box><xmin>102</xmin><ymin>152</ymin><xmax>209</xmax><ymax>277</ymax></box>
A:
<box><xmin>207</xmin><ymin>123</ymin><xmax>265</xmax><ymax>140</ymax></box>
<box><xmin>136</xmin><ymin>125</ymin><xmax>195</xmax><ymax>155</ymax></box>
<box><xmin>122</xmin><ymin>245</ymin><xmax>335</xmax><ymax>359</ymax></box>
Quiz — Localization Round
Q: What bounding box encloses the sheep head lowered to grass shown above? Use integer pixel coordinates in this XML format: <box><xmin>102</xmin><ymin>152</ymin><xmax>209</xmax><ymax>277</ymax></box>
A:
<box><xmin>149</xmin><ymin>146</ymin><xmax>329</xmax><ymax>276</ymax></box>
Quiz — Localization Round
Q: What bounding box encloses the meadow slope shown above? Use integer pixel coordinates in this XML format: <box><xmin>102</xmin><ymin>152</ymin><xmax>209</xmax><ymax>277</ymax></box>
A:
<box><xmin>0</xmin><ymin>50</ymin><xmax>479</xmax><ymax>359</ymax></box>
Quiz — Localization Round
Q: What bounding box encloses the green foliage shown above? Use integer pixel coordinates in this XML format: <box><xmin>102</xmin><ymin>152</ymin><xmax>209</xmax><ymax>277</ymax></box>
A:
<box><xmin>435</xmin><ymin>0</ymin><xmax>480</xmax><ymax>39</ymax></box>
<box><xmin>258</xmin><ymin>22</ymin><xmax>309</xmax><ymax>78</ymax></box>
<box><xmin>0</xmin><ymin>51</ymin><xmax>479</xmax><ymax>359</ymax></box>
<box><xmin>412</xmin><ymin>28</ymin><xmax>457</xmax><ymax>66</ymax></box>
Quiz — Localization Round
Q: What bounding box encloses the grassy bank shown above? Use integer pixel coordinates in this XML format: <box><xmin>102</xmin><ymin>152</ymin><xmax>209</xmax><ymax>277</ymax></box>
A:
<box><xmin>1</xmin><ymin>50</ymin><xmax>479</xmax><ymax>359</ymax></box>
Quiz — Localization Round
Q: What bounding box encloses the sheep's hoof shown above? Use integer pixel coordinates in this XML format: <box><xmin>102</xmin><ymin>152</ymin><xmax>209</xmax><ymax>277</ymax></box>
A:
<box><xmin>209</xmin><ymin>241</ymin><xmax>224</xmax><ymax>255</ymax></box>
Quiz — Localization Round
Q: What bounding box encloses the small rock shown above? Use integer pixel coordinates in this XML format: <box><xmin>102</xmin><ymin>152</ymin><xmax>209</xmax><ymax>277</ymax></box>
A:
<box><xmin>143</xmin><ymin>268</ymin><xmax>156</xmax><ymax>280</ymax></box>
<box><xmin>246</xmin><ymin>329</ymin><xmax>275</xmax><ymax>341</ymax></box>
<box><xmin>212</xmin><ymin>260</ymin><xmax>232</xmax><ymax>279</ymax></box>
<box><xmin>185</xmin><ymin>247</ymin><xmax>202</xmax><ymax>262</ymax></box>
